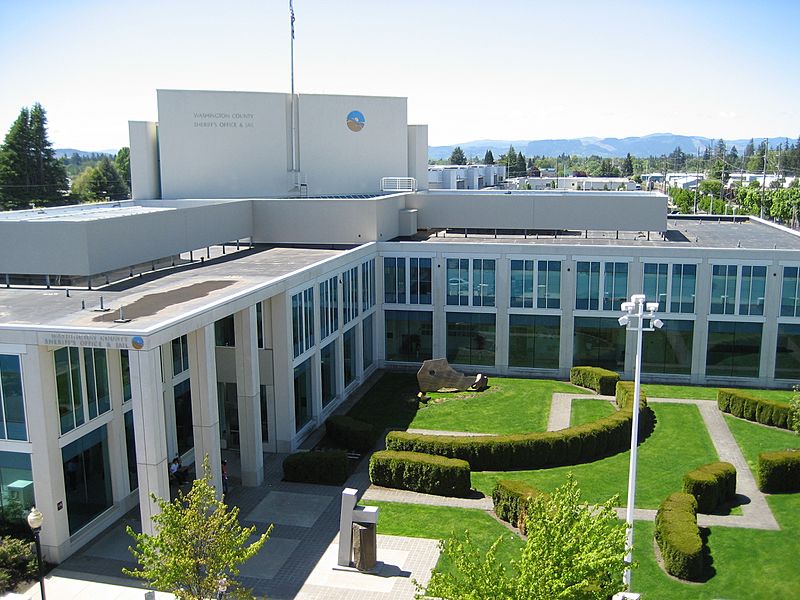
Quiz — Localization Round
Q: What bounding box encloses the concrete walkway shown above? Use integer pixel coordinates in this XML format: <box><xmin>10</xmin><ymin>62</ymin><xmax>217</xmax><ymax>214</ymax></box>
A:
<box><xmin>406</xmin><ymin>428</ymin><xmax>495</xmax><ymax>437</ymax></box>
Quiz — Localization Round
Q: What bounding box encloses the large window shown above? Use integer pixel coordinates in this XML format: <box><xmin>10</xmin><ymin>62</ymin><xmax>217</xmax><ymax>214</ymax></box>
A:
<box><xmin>292</xmin><ymin>287</ymin><xmax>315</xmax><ymax>358</ymax></box>
<box><xmin>710</xmin><ymin>265</ymin><xmax>737</xmax><ymax>315</ymax></box>
<box><xmin>706</xmin><ymin>321</ymin><xmax>762</xmax><ymax>378</ymax></box>
<box><xmin>603</xmin><ymin>262</ymin><xmax>628</xmax><ymax>311</ymax></box>
<box><xmin>384</xmin><ymin>257</ymin><xmax>406</xmax><ymax>304</ymax></box>
<box><xmin>120</xmin><ymin>350</ymin><xmax>132</xmax><ymax>403</ymax></box>
<box><xmin>446</xmin><ymin>313</ymin><xmax>496</xmax><ymax>366</ymax></box>
<box><xmin>642</xmin><ymin>320</ymin><xmax>694</xmax><ymax>374</ymax></box>
<box><xmin>342</xmin><ymin>266</ymin><xmax>359</xmax><ymax>324</ymax></box>
<box><xmin>62</xmin><ymin>425</ymin><xmax>112</xmax><ymax>534</ymax></box>
<box><xmin>321</xmin><ymin>341</ymin><xmax>337</xmax><ymax>408</ymax></box>
<box><xmin>573</xmin><ymin>317</ymin><xmax>626</xmax><ymax>372</ymax></box>
<box><xmin>410</xmin><ymin>258</ymin><xmax>432</xmax><ymax>305</ymax></box>
<box><xmin>385</xmin><ymin>310</ymin><xmax>433</xmax><ymax>362</ymax></box>
<box><xmin>343</xmin><ymin>327</ymin><xmax>357</xmax><ymax>388</ymax></box>
<box><xmin>776</xmin><ymin>323</ymin><xmax>800</xmax><ymax>379</ymax></box>
<box><xmin>508</xmin><ymin>315</ymin><xmax>560</xmax><ymax>369</ymax></box>
<box><xmin>362</xmin><ymin>258</ymin><xmax>376</xmax><ymax>311</ymax></box>
<box><xmin>670</xmin><ymin>264</ymin><xmax>697</xmax><ymax>313</ymax></box>
<box><xmin>643</xmin><ymin>263</ymin><xmax>668</xmax><ymax>311</ymax></box>
<box><xmin>446</xmin><ymin>258</ymin><xmax>470</xmax><ymax>306</ymax></box>
<box><xmin>172</xmin><ymin>335</ymin><xmax>189</xmax><ymax>376</ymax></box>
<box><xmin>55</xmin><ymin>347</ymin><xmax>110</xmax><ymax>435</ymax></box>
<box><xmin>446</xmin><ymin>258</ymin><xmax>495</xmax><ymax>307</ymax></box>
<box><xmin>173</xmin><ymin>380</ymin><xmax>194</xmax><ymax>455</ymax></box>
<box><xmin>0</xmin><ymin>355</ymin><xmax>26</xmax><ymax>441</ymax></box>
<box><xmin>472</xmin><ymin>259</ymin><xmax>496</xmax><ymax>307</ymax></box>
<box><xmin>576</xmin><ymin>261</ymin><xmax>600</xmax><ymax>310</ymax></box>
<box><xmin>0</xmin><ymin>452</ymin><xmax>34</xmax><ymax>518</ymax></box>
<box><xmin>214</xmin><ymin>315</ymin><xmax>236</xmax><ymax>347</ymax></box>
<box><xmin>739</xmin><ymin>266</ymin><xmax>766</xmax><ymax>316</ymax></box>
<box><xmin>363</xmin><ymin>314</ymin><xmax>374</xmax><ymax>370</ymax></box>
<box><xmin>319</xmin><ymin>276</ymin><xmax>339</xmax><ymax>340</ymax></box>
<box><xmin>781</xmin><ymin>267</ymin><xmax>800</xmax><ymax>317</ymax></box>
<box><xmin>293</xmin><ymin>358</ymin><xmax>313</xmax><ymax>433</ymax></box>
<box><xmin>511</xmin><ymin>260</ymin><xmax>561</xmax><ymax>308</ymax></box>
<box><xmin>123</xmin><ymin>410</ymin><xmax>138</xmax><ymax>492</ymax></box>
<box><xmin>256</xmin><ymin>301</ymin><xmax>265</xmax><ymax>349</ymax></box>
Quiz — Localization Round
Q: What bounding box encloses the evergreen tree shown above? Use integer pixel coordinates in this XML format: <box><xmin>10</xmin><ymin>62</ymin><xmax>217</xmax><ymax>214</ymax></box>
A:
<box><xmin>72</xmin><ymin>157</ymin><xmax>128</xmax><ymax>201</ymax></box>
<box><xmin>483</xmin><ymin>149</ymin><xmax>494</xmax><ymax>164</ymax></box>
<box><xmin>622</xmin><ymin>153</ymin><xmax>634</xmax><ymax>177</ymax></box>
<box><xmin>449</xmin><ymin>146</ymin><xmax>467</xmax><ymax>165</ymax></box>
<box><xmin>0</xmin><ymin>103</ymin><xmax>67</xmax><ymax>210</ymax></box>
<box><xmin>515</xmin><ymin>151</ymin><xmax>526</xmax><ymax>176</ymax></box>
<box><xmin>115</xmin><ymin>146</ymin><xmax>131</xmax><ymax>189</ymax></box>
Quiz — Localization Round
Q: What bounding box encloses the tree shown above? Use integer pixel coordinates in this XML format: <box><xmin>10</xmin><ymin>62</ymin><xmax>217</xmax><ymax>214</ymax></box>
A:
<box><xmin>0</xmin><ymin>103</ymin><xmax>67</xmax><ymax>210</ymax></box>
<box><xmin>483</xmin><ymin>149</ymin><xmax>494</xmax><ymax>164</ymax></box>
<box><xmin>622</xmin><ymin>153</ymin><xmax>634</xmax><ymax>177</ymax></box>
<box><xmin>515</xmin><ymin>151</ymin><xmax>527</xmax><ymax>177</ymax></box>
<box><xmin>449</xmin><ymin>146</ymin><xmax>466</xmax><ymax>165</ymax></box>
<box><xmin>115</xmin><ymin>146</ymin><xmax>131</xmax><ymax>188</ymax></box>
<box><xmin>72</xmin><ymin>157</ymin><xmax>128</xmax><ymax>201</ymax></box>
<box><xmin>124</xmin><ymin>457</ymin><xmax>270</xmax><ymax>600</ymax></box>
<box><xmin>418</xmin><ymin>476</ymin><xmax>628</xmax><ymax>600</ymax></box>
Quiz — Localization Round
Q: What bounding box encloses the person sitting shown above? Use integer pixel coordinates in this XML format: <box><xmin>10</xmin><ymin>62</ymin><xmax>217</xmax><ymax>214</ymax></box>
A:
<box><xmin>169</xmin><ymin>457</ymin><xmax>189</xmax><ymax>485</ymax></box>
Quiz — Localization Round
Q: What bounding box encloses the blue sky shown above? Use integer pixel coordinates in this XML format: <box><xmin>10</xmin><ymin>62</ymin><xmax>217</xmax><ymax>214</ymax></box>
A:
<box><xmin>1</xmin><ymin>0</ymin><xmax>798</xmax><ymax>150</ymax></box>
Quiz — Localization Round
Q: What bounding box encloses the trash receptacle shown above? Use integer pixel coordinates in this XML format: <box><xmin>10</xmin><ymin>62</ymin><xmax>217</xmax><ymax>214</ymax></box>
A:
<box><xmin>352</xmin><ymin>522</ymin><xmax>377</xmax><ymax>571</ymax></box>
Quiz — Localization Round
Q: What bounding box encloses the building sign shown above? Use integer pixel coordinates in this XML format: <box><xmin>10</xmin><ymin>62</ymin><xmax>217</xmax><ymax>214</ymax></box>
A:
<box><xmin>38</xmin><ymin>332</ymin><xmax>147</xmax><ymax>350</ymax></box>
<box><xmin>192</xmin><ymin>112</ymin><xmax>255</xmax><ymax>129</ymax></box>
<box><xmin>346</xmin><ymin>110</ymin><xmax>365</xmax><ymax>132</ymax></box>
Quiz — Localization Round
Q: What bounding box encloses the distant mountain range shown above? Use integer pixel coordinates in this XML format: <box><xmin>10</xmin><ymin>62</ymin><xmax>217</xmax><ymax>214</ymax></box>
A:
<box><xmin>429</xmin><ymin>134</ymin><xmax>797</xmax><ymax>160</ymax></box>
<box><xmin>54</xmin><ymin>148</ymin><xmax>116</xmax><ymax>158</ymax></box>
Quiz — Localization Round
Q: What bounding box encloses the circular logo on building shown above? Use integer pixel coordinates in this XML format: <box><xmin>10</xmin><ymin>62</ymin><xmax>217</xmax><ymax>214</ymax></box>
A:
<box><xmin>131</xmin><ymin>336</ymin><xmax>144</xmax><ymax>350</ymax></box>
<box><xmin>346</xmin><ymin>110</ymin><xmax>365</xmax><ymax>132</ymax></box>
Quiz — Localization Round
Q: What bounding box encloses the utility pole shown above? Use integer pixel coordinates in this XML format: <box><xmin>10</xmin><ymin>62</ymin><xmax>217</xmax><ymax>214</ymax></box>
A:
<box><xmin>761</xmin><ymin>138</ymin><xmax>768</xmax><ymax>219</ymax></box>
<box><xmin>694</xmin><ymin>146</ymin><xmax>700</xmax><ymax>214</ymax></box>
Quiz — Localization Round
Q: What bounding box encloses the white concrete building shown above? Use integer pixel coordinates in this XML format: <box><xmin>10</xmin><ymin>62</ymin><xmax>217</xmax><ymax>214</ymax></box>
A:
<box><xmin>1</xmin><ymin>89</ymin><xmax>799</xmax><ymax>567</ymax></box>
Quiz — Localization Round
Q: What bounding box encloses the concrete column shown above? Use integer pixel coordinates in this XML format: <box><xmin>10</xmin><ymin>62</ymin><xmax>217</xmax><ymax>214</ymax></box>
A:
<box><xmin>188</xmin><ymin>325</ymin><xmax>223</xmax><ymax>496</ymax></box>
<box><xmin>129</xmin><ymin>348</ymin><xmax>170</xmax><ymax>536</ymax></box>
<box><xmin>106</xmin><ymin>350</ymin><xmax>129</xmax><ymax>501</ymax></box>
<box><xmin>760</xmin><ymin>262</ymin><xmax>781</xmax><ymax>384</ymax></box>
<box><xmin>24</xmin><ymin>346</ymin><xmax>71</xmax><ymax>563</ymax></box>
<box><xmin>494</xmin><ymin>256</ymin><xmax>510</xmax><ymax>371</ymax></box>
<box><xmin>432</xmin><ymin>252</ymin><xmax>447</xmax><ymax>359</ymax></box>
<box><xmin>270</xmin><ymin>292</ymin><xmax>295</xmax><ymax>451</ymax></box>
<box><xmin>692</xmin><ymin>261</ymin><xmax>713</xmax><ymax>383</ymax></box>
<box><xmin>234</xmin><ymin>306</ymin><xmax>264</xmax><ymax>486</ymax></box>
<box><xmin>560</xmin><ymin>258</ymin><xmax>577</xmax><ymax>377</ymax></box>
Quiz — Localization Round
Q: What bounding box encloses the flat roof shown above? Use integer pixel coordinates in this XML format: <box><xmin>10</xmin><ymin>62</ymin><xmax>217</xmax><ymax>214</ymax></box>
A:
<box><xmin>0</xmin><ymin>202</ymin><xmax>174</xmax><ymax>222</ymax></box>
<box><xmin>407</xmin><ymin>216</ymin><xmax>800</xmax><ymax>250</ymax></box>
<box><xmin>0</xmin><ymin>246</ymin><xmax>343</xmax><ymax>332</ymax></box>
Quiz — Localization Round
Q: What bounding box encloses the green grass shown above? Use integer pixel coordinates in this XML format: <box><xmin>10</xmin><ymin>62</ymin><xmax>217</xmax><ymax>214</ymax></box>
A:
<box><xmin>724</xmin><ymin>414</ymin><xmax>800</xmax><ymax>473</ymax></box>
<box><xmin>361</xmin><ymin>500</ymin><xmax>524</xmax><ymax>575</ymax></box>
<box><xmin>634</xmin><ymin>494</ymin><xmax>800</xmax><ymax>599</ymax></box>
<box><xmin>472</xmin><ymin>403</ymin><xmax>719</xmax><ymax>509</ymax></box>
<box><xmin>641</xmin><ymin>383</ymin><xmax>795</xmax><ymax>402</ymax></box>
<box><xmin>570</xmin><ymin>398</ymin><xmax>617</xmax><ymax>426</ymax></box>
<box><xmin>347</xmin><ymin>372</ymin><xmax>421</xmax><ymax>430</ymax></box>
<box><xmin>411</xmin><ymin>378</ymin><xmax>580</xmax><ymax>434</ymax></box>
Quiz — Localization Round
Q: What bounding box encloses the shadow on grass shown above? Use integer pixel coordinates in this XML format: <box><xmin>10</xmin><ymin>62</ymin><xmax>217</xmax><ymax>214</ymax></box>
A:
<box><xmin>698</xmin><ymin>527</ymin><xmax>717</xmax><ymax>583</ymax></box>
<box><xmin>346</xmin><ymin>372</ymin><xmax>421</xmax><ymax>431</ymax></box>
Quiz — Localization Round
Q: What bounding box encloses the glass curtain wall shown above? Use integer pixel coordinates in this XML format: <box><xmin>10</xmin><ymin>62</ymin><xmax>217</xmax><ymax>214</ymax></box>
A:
<box><xmin>573</xmin><ymin>317</ymin><xmax>626</xmax><ymax>371</ymax></box>
<box><xmin>706</xmin><ymin>321</ymin><xmax>762</xmax><ymax>377</ymax></box>
<box><xmin>384</xmin><ymin>310</ymin><xmax>433</xmax><ymax>362</ymax></box>
<box><xmin>0</xmin><ymin>355</ymin><xmax>26</xmax><ymax>440</ymax></box>
<box><xmin>508</xmin><ymin>315</ymin><xmax>560</xmax><ymax>369</ymax></box>
<box><xmin>173</xmin><ymin>380</ymin><xmax>194</xmax><ymax>455</ymax></box>
<box><xmin>61</xmin><ymin>425</ymin><xmax>112</xmax><ymax>535</ymax></box>
<box><xmin>343</xmin><ymin>328</ymin><xmax>357</xmax><ymax>387</ymax></box>
<box><xmin>446</xmin><ymin>313</ymin><xmax>496</xmax><ymax>366</ymax></box>
<box><xmin>321</xmin><ymin>342</ymin><xmax>337</xmax><ymax>407</ymax></box>
<box><xmin>123</xmin><ymin>410</ymin><xmax>138</xmax><ymax>492</ymax></box>
<box><xmin>0</xmin><ymin>452</ymin><xmax>34</xmax><ymax>518</ymax></box>
<box><xmin>362</xmin><ymin>314</ymin><xmax>374</xmax><ymax>370</ymax></box>
<box><xmin>293</xmin><ymin>358</ymin><xmax>313</xmax><ymax>432</ymax></box>
<box><xmin>642</xmin><ymin>319</ymin><xmax>694</xmax><ymax>374</ymax></box>
<box><xmin>775</xmin><ymin>323</ymin><xmax>800</xmax><ymax>379</ymax></box>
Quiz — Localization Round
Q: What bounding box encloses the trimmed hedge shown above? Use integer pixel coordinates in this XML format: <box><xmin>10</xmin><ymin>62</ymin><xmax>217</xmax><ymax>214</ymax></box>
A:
<box><xmin>283</xmin><ymin>450</ymin><xmax>348</xmax><ymax>485</ymax></box>
<box><xmin>654</xmin><ymin>493</ymin><xmax>704</xmax><ymax>581</ymax></box>
<box><xmin>385</xmin><ymin>384</ymin><xmax>653</xmax><ymax>471</ymax></box>
<box><xmin>717</xmin><ymin>388</ymin><xmax>791</xmax><ymax>429</ymax></box>
<box><xmin>682</xmin><ymin>462</ymin><xmax>736</xmax><ymax>513</ymax></box>
<box><xmin>326</xmin><ymin>415</ymin><xmax>378</xmax><ymax>453</ymax></box>
<box><xmin>369</xmin><ymin>450</ymin><xmax>471</xmax><ymax>497</ymax></box>
<box><xmin>758</xmin><ymin>449</ymin><xmax>800</xmax><ymax>493</ymax></box>
<box><xmin>492</xmin><ymin>480</ymin><xmax>544</xmax><ymax>534</ymax></box>
<box><xmin>570</xmin><ymin>366</ymin><xmax>620</xmax><ymax>396</ymax></box>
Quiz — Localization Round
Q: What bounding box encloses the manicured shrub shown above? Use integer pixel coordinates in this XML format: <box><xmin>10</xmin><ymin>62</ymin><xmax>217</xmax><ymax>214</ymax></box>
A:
<box><xmin>369</xmin><ymin>450</ymin><xmax>471</xmax><ymax>497</ymax></box>
<box><xmin>492</xmin><ymin>480</ymin><xmax>544</xmax><ymax>534</ymax></box>
<box><xmin>0</xmin><ymin>535</ymin><xmax>37</xmax><ymax>593</ymax></box>
<box><xmin>282</xmin><ymin>450</ymin><xmax>348</xmax><ymax>485</ymax></box>
<box><xmin>757</xmin><ymin>449</ymin><xmax>800</xmax><ymax>493</ymax></box>
<box><xmin>570</xmin><ymin>366</ymin><xmax>620</xmax><ymax>396</ymax></box>
<box><xmin>717</xmin><ymin>389</ymin><xmax>791</xmax><ymax>429</ymax></box>
<box><xmin>654</xmin><ymin>493</ymin><xmax>704</xmax><ymax>581</ymax></box>
<box><xmin>385</xmin><ymin>393</ymin><xmax>653</xmax><ymax>471</ymax></box>
<box><xmin>682</xmin><ymin>462</ymin><xmax>736</xmax><ymax>513</ymax></box>
<box><xmin>326</xmin><ymin>415</ymin><xmax>378</xmax><ymax>453</ymax></box>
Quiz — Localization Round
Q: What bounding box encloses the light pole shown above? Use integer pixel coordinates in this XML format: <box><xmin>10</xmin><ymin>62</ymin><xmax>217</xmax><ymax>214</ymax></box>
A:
<box><xmin>617</xmin><ymin>294</ymin><xmax>663</xmax><ymax>595</ymax></box>
<box><xmin>27</xmin><ymin>506</ymin><xmax>46</xmax><ymax>600</ymax></box>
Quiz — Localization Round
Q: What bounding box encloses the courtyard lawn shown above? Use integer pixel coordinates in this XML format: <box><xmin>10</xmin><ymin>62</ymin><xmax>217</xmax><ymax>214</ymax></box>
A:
<box><xmin>410</xmin><ymin>378</ymin><xmax>581</xmax><ymax>434</ymax></box>
<box><xmin>724</xmin><ymin>413</ymin><xmax>800</xmax><ymax>474</ymax></box>
<box><xmin>641</xmin><ymin>383</ymin><xmax>795</xmax><ymax>403</ymax></box>
<box><xmin>634</xmin><ymin>493</ymin><xmax>800</xmax><ymax>599</ymax></box>
<box><xmin>362</xmin><ymin>500</ymin><xmax>524</xmax><ymax>576</ymax></box>
<box><xmin>347</xmin><ymin>372</ymin><xmax>421</xmax><ymax>431</ymax></box>
<box><xmin>471</xmin><ymin>403</ymin><xmax>719</xmax><ymax>509</ymax></box>
<box><xmin>570</xmin><ymin>398</ymin><xmax>617</xmax><ymax>426</ymax></box>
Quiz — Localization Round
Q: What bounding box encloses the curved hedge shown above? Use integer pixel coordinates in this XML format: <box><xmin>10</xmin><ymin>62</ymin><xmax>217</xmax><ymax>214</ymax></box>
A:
<box><xmin>682</xmin><ymin>462</ymin><xmax>737</xmax><ymax>514</ymax></box>
<box><xmin>569</xmin><ymin>366</ymin><xmax>620</xmax><ymax>395</ymax></box>
<box><xmin>717</xmin><ymin>389</ymin><xmax>791</xmax><ymax>429</ymax></box>
<box><xmin>369</xmin><ymin>450</ymin><xmax>471</xmax><ymax>497</ymax></box>
<box><xmin>326</xmin><ymin>415</ymin><xmax>378</xmax><ymax>453</ymax></box>
<box><xmin>758</xmin><ymin>449</ymin><xmax>800</xmax><ymax>493</ymax></box>
<box><xmin>492</xmin><ymin>480</ymin><xmax>544</xmax><ymax>534</ymax></box>
<box><xmin>655</xmin><ymin>492</ymin><xmax>704</xmax><ymax>581</ymax></box>
<box><xmin>385</xmin><ymin>382</ymin><xmax>653</xmax><ymax>471</ymax></box>
<box><xmin>283</xmin><ymin>450</ymin><xmax>348</xmax><ymax>485</ymax></box>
